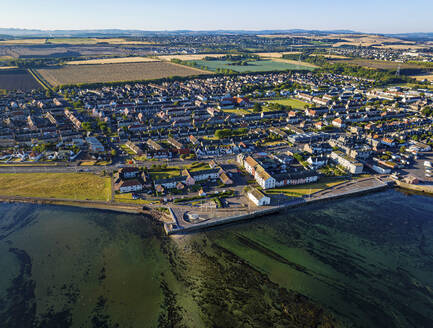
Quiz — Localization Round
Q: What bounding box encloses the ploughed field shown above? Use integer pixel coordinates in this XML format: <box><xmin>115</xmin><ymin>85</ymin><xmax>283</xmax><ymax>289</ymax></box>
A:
<box><xmin>0</xmin><ymin>69</ymin><xmax>42</xmax><ymax>91</ymax></box>
<box><xmin>36</xmin><ymin>61</ymin><xmax>210</xmax><ymax>86</ymax></box>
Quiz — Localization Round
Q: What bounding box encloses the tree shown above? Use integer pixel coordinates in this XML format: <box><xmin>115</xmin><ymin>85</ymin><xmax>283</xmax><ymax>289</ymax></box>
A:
<box><xmin>81</xmin><ymin>122</ymin><xmax>92</xmax><ymax>132</ymax></box>
<box><xmin>253</xmin><ymin>102</ymin><xmax>262</xmax><ymax>113</ymax></box>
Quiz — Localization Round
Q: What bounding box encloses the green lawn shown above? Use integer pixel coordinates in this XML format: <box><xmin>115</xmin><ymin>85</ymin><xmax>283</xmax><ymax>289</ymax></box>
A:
<box><xmin>114</xmin><ymin>193</ymin><xmax>160</xmax><ymax>205</ymax></box>
<box><xmin>0</xmin><ymin>173</ymin><xmax>112</xmax><ymax>201</ymax></box>
<box><xmin>221</xmin><ymin>107</ymin><xmax>251</xmax><ymax>115</ymax></box>
<box><xmin>266</xmin><ymin>178</ymin><xmax>348</xmax><ymax>197</ymax></box>
<box><xmin>266</xmin><ymin>98</ymin><xmax>311</xmax><ymax>110</ymax></box>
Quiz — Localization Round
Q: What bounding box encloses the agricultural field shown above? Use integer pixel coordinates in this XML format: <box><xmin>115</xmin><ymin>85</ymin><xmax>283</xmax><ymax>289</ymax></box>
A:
<box><xmin>254</xmin><ymin>52</ymin><xmax>302</xmax><ymax>58</ymax></box>
<box><xmin>410</xmin><ymin>74</ymin><xmax>433</xmax><ymax>81</ymax></box>
<box><xmin>265</xmin><ymin>98</ymin><xmax>311</xmax><ymax>110</ymax></box>
<box><xmin>257</xmin><ymin>33</ymin><xmax>428</xmax><ymax>50</ymax></box>
<box><xmin>157</xmin><ymin>54</ymin><xmax>225</xmax><ymax>61</ymax></box>
<box><xmin>329</xmin><ymin>58</ymin><xmax>433</xmax><ymax>74</ymax></box>
<box><xmin>65</xmin><ymin>56</ymin><xmax>159</xmax><ymax>65</ymax></box>
<box><xmin>0</xmin><ymin>173</ymin><xmax>112</xmax><ymax>201</ymax></box>
<box><xmin>270</xmin><ymin>58</ymin><xmax>318</xmax><ymax>68</ymax></box>
<box><xmin>36</xmin><ymin>62</ymin><xmax>209</xmax><ymax>86</ymax></box>
<box><xmin>0</xmin><ymin>37</ymin><xmax>153</xmax><ymax>45</ymax></box>
<box><xmin>0</xmin><ymin>69</ymin><xmax>42</xmax><ymax>90</ymax></box>
<box><xmin>0</xmin><ymin>38</ymin><xmax>47</xmax><ymax>45</ymax></box>
<box><xmin>0</xmin><ymin>55</ymin><xmax>14</xmax><ymax>61</ymax></box>
<box><xmin>309</xmin><ymin>53</ymin><xmax>349</xmax><ymax>59</ymax></box>
<box><xmin>187</xmin><ymin>59</ymin><xmax>315</xmax><ymax>73</ymax></box>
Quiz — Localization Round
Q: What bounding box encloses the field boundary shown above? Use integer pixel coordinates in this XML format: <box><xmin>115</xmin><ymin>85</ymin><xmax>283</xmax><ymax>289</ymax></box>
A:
<box><xmin>28</xmin><ymin>68</ymin><xmax>53</xmax><ymax>90</ymax></box>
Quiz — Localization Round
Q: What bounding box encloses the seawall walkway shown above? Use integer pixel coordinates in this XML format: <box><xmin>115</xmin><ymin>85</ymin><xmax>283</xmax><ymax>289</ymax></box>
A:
<box><xmin>165</xmin><ymin>179</ymin><xmax>389</xmax><ymax>235</ymax></box>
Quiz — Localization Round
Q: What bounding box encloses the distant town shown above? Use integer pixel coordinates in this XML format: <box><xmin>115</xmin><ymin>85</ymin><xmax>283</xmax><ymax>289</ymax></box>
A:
<box><xmin>0</xmin><ymin>31</ymin><xmax>433</xmax><ymax>233</ymax></box>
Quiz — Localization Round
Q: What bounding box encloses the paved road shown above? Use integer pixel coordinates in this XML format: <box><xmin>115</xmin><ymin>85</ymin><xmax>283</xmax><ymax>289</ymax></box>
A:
<box><xmin>0</xmin><ymin>155</ymin><xmax>237</xmax><ymax>173</ymax></box>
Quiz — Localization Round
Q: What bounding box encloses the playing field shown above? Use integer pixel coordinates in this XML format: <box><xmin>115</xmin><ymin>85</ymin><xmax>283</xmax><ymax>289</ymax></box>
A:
<box><xmin>0</xmin><ymin>173</ymin><xmax>111</xmax><ymax>201</ymax></box>
<box><xmin>266</xmin><ymin>98</ymin><xmax>311</xmax><ymax>110</ymax></box>
<box><xmin>188</xmin><ymin>59</ymin><xmax>315</xmax><ymax>73</ymax></box>
<box><xmin>36</xmin><ymin>62</ymin><xmax>210</xmax><ymax>86</ymax></box>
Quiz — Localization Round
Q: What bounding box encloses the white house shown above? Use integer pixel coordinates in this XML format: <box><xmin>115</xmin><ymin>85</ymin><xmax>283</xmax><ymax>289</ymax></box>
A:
<box><xmin>115</xmin><ymin>179</ymin><xmax>143</xmax><ymax>193</ymax></box>
<box><xmin>248</xmin><ymin>188</ymin><xmax>271</xmax><ymax>206</ymax></box>
<box><xmin>330</xmin><ymin>151</ymin><xmax>363</xmax><ymax>174</ymax></box>
<box><xmin>254</xmin><ymin>169</ymin><xmax>276</xmax><ymax>189</ymax></box>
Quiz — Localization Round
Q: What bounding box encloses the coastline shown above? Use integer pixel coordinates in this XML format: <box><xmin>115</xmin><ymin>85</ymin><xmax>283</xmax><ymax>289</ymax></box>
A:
<box><xmin>164</xmin><ymin>177</ymin><xmax>391</xmax><ymax>235</ymax></box>
<box><xmin>1</xmin><ymin>177</ymin><xmax>432</xmax><ymax>235</ymax></box>
<box><xmin>0</xmin><ymin>195</ymin><xmax>146</xmax><ymax>214</ymax></box>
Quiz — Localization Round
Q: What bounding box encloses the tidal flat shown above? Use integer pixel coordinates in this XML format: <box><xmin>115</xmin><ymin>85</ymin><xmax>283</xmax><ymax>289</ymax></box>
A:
<box><xmin>0</xmin><ymin>189</ymin><xmax>432</xmax><ymax>328</ymax></box>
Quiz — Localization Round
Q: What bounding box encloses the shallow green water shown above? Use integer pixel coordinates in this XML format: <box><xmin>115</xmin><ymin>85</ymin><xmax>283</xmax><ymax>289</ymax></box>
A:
<box><xmin>0</xmin><ymin>189</ymin><xmax>432</xmax><ymax>327</ymax></box>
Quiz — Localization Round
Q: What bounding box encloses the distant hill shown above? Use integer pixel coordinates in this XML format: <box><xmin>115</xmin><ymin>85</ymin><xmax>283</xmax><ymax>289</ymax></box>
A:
<box><xmin>0</xmin><ymin>28</ymin><xmax>432</xmax><ymax>41</ymax></box>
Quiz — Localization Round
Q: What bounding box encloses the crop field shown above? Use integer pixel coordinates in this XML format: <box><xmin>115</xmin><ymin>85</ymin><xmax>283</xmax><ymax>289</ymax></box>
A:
<box><xmin>187</xmin><ymin>59</ymin><xmax>316</xmax><ymax>73</ymax></box>
<box><xmin>65</xmin><ymin>56</ymin><xmax>159</xmax><ymax>65</ymax></box>
<box><xmin>270</xmin><ymin>58</ymin><xmax>318</xmax><ymax>68</ymax></box>
<box><xmin>0</xmin><ymin>69</ymin><xmax>42</xmax><ymax>90</ymax></box>
<box><xmin>330</xmin><ymin>58</ymin><xmax>433</xmax><ymax>71</ymax></box>
<box><xmin>254</xmin><ymin>52</ymin><xmax>302</xmax><ymax>58</ymax></box>
<box><xmin>0</xmin><ymin>173</ymin><xmax>112</xmax><ymax>201</ymax></box>
<box><xmin>36</xmin><ymin>62</ymin><xmax>210</xmax><ymax>86</ymax></box>
<box><xmin>0</xmin><ymin>38</ymin><xmax>48</xmax><ymax>45</ymax></box>
<box><xmin>0</xmin><ymin>37</ymin><xmax>153</xmax><ymax>45</ymax></box>
<box><xmin>157</xmin><ymin>54</ymin><xmax>225</xmax><ymax>61</ymax></box>
<box><xmin>410</xmin><ymin>74</ymin><xmax>433</xmax><ymax>81</ymax></box>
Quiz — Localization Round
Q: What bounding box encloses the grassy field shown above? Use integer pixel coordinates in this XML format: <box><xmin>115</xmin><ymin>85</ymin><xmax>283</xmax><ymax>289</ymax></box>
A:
<box><xmin>36</xmin><ymin>62</ymin><xmax>209</xmax><ymax>86</ymax></box>
<box><xmin>187</xmin><ymin>59</ymin><xmax>316</xmax><ymax>73</ymax></box>
<box><xmin>148</xmin><ymin>162</ymin><xmax>210</xmax><ymax>180</ymax></box>
<box><xmin>114</xmin><ymin>193</ymin><xmax>159</xmax><ymax>205</ymax></box>
<box><xmin>0</xmin><ymin>173</ymin><xmax>111</xmax><ymax>201</ymax></box>
<box><xmin>66</xmin><ymin>57</ymin><xmax>159</xmax><ymax>65</ymax></box>
<box><xmin>221</xmin><ymin>107</ymin><xmax>251</xmax><ymax>115</ymax></box>
<box><xmin>266</xmin><ymin>178</ymin><xmax>348</xmax><ymax>197</ymax></box>
<box><xmin>266</xmin><ymin>98</ymin><xmax>310</xmax><ymax>110</ymax></box>
<box><xmin>268</xmin><ymin>58</ymin><xmax>318</xmax><ymax>68</ymax></box>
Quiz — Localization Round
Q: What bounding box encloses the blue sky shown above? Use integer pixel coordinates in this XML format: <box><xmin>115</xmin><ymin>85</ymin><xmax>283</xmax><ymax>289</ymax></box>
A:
<box><xmin>1</xmin><ymin>0</ymin><xmax>432</xmax><ymax>33</ymax></box>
